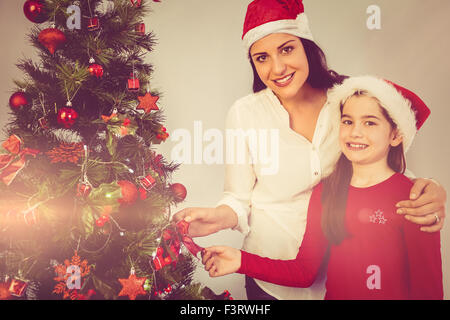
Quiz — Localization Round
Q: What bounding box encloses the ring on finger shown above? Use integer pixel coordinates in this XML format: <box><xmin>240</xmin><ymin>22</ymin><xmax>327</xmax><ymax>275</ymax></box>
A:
<box><xmin>434</xmin><ymin>214</ymin><xmax>440</xmax><ymax>224</ymax></box>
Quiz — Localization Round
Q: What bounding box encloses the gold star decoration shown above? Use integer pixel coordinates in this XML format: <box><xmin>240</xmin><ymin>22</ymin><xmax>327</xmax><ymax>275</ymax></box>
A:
<box><xmin>118</xmin><ymin>273</ymin><xmax>147</xmax><ymax>300</ymax></box>
<box><xmin>137</xmin><ymin>92</ymin><xmax>159</xmax><ymax>113</ymax></box>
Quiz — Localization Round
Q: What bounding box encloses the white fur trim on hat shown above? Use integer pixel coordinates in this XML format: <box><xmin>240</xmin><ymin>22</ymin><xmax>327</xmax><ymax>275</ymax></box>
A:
<box><xmin>327</xmin><ymin>76</ymin><xmax>417</xmax><ymax>152</ymax></box>
<box><xmin>243</xmin><ymin>13</ymin><xmax>314</xmax><ymax>54</ymax></box>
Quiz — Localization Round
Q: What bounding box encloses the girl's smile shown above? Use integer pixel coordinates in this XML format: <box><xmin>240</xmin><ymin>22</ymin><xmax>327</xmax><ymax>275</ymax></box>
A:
<box><xmin>345</xmin><ymin>142</ymin><xmax>369</xmax><ymax>151</ymax></box>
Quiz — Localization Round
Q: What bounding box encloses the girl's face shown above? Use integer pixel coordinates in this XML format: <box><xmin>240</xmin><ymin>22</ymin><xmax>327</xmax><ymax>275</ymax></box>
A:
<box><xmin>250</xmin><ymin>33</ymin><xmax>309</xmax><ymax>102</ymax></box>
<box><xmin>339</xmin><ymin>95</ymin><xmax>403</xmax><ymax>167</ymax></box>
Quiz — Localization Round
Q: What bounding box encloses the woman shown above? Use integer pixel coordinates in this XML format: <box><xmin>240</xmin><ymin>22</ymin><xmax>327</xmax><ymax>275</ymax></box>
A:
<box><xmin>174</xmin><ymin>0</ymin><xmax>446</xmax><ymax>300</ymax></box>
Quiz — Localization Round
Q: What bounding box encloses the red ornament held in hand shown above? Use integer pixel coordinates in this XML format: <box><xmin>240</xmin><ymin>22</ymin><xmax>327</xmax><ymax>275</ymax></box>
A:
<box><xmin>23</xmin><ymin>0</ymin><xmax>48</xmax><ymax>23</ymax></box>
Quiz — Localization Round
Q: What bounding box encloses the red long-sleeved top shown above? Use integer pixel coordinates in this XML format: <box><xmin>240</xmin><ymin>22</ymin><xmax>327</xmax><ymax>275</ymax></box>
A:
<box><xmin>238</xmin><ymin>173</ymin><xmax>443</xmax><ymax>299</ymax></box>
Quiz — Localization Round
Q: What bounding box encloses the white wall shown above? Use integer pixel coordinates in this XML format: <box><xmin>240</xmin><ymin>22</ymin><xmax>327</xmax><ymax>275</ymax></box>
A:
<box><xmin>1</xmin><ymin>0</ymin><xmax>449</xmax><ymax>300</ymax></box>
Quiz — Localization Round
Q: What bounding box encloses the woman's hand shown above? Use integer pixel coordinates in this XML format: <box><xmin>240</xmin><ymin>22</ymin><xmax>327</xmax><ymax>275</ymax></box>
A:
<box><xmin>202</xmin><ymin>246</ymin><xmax>242</xmax><ymax>277</ymax></box>
<box><xmin>172</xmin><ymin>205</ymin><xmax>238</xmax><ymax>237</ymax></box>
<box><xmin>396</xmin><ymin>178</ymin><xmax>447</xmax><ymax>232</ymax></box>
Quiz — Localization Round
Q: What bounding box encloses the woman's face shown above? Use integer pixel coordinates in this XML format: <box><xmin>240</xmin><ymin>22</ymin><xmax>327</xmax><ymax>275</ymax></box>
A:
<box><xmin>339</xmin><ymin>95</ymin><xmax>402</xmax><ymax>167</ymax></box>
<box><xmin>250</xmin><ymin>33</ymin><xmax>309</xmax><ymax>102</ymax></box>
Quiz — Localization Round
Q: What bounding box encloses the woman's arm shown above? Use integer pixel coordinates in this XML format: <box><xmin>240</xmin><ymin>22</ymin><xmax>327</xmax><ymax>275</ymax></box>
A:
<box><xmin>396</xmin><ymin>178</ymin><xmax>446</xmax><ymax>232</ymax></box>
<box><xmin>172</xmin><ymin>205</ymin><xmax>238</xmax><ymax>237</ymax></box>
<box><xmin>204</xmin><ymin>184</ymin><xmax>329</xmax><ymax>287</ymax></box>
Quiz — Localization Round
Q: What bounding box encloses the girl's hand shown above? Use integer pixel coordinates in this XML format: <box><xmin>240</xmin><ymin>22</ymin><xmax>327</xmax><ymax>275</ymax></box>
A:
<box><xmin>172</xmin><ymin>205</ymin><xmax>238</xmax><ymax>237</ymax></box>
<box><xmin>396</xmin><ymin>178</ymin><xmax>447</xmax><ymax>232</ymax></box>
<box><xmin>202</xmin><ymin>246</ymin><xmax>241</xmax><ymax>277</ymax></box>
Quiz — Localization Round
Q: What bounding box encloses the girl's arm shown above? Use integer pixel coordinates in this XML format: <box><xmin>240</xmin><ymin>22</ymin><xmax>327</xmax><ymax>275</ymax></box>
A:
<box><xmin>402</xmin><ymin>214</ymin><xmax>443</xmax><ymax>299</ymax></box>
<box><xmin>204</xmin><ymin>184</ymin><xmax>329</xmax><ymax>288</ymax></box>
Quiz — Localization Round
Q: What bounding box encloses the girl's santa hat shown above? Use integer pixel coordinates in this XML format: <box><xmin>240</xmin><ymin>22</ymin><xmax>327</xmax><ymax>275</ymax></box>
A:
<box><xmin>327</xmin><ymin>76</ymin><xmax>431</xmax><ymax>153</ymax></box>
<box><xmin>242</xmin><ymin>0</ymin><xmax>314</xmax><ymax>53</ymax></box>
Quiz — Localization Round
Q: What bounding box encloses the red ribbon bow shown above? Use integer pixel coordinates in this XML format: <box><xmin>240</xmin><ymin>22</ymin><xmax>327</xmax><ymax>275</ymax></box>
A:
<box><xmin>152</xmin><ymin>220</ymin><xmax>203</xmax><ymax>271</ymax></box>
<box><xmin>0</xmin><ymin>135</ymin><xmax>40</xmax><ymax>186</ymax></box>
<box><xmin>175</xmin><ymin>220</ymin><xmax>204</xmax><ymax>257</ymax></box>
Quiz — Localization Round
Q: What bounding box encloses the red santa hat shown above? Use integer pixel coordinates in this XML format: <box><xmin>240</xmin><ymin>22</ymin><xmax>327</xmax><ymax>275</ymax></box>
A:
<box><xmin>242</xmin><ymin>0</ymin><xmax>314</xmax><ymax>53</ymax></box>
<box><xmin>327</xmin><ymin>76</ymin><xmax>431</xmax><ymax>153</ymax></box>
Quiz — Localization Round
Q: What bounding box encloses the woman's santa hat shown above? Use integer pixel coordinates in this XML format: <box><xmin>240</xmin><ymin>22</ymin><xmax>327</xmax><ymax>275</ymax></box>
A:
<box><xmin>242</xmin><ymin>0</ymin><xmax>314</xmax><ymax>53</ymax></box>
<box><xmin>327</xmin><ymin>76</ymin><xmax>431</xmax><ymax>153</ymax></box>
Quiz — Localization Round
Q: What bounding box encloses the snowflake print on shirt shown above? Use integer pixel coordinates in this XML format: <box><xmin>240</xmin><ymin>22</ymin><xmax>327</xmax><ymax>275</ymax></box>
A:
<box><xmin>369</xmin><ymin>209</ymin><xmax>387</xmax><ymax>225</ymax></box>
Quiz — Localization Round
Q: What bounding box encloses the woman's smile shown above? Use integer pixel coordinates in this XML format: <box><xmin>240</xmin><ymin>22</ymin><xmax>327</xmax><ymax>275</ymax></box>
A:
<box><xmin>272</xmin><ymin>72</ymin><xmax>295</xmax><ymax>87</ymax></box>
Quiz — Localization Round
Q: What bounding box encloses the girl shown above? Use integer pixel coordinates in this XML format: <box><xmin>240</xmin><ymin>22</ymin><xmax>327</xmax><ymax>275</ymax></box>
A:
<box><xmin>174</xmin><ymin>0</ymin><xmax>447</xmax><ymax>300</ymax></box>
<box><xmin>202</xmin><ymin>76</ymin><xmax>443</xmax><ymax>300</ymax></box>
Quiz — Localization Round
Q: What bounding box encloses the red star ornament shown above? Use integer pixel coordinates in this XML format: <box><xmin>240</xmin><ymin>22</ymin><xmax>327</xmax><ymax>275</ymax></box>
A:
<box><xmin>118</xmin><ymin>273</ymin><xmax>147</xmax><ymax>300</ymax></box>
<box><xmin>137</xmin><ymin>92</ymin><xmax>159</xmax><ymax>113</ymax></box>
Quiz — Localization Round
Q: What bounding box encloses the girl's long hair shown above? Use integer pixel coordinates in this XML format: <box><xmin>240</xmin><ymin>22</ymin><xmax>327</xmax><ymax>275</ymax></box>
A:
<box><xmin>321</xmin><ymin>93</ymin><xmax>406</xmax><ymax>245</ymax></box>
<box><xmin>249</xmin><ymin>38</ymin><xmax>346</xmax><ymax>93</ymax></box>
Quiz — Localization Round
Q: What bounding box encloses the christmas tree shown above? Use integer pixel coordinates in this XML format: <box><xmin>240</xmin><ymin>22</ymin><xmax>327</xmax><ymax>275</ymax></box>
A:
<box><xmin>0</xmin><ymin>0</ymin><xmax>224</xmax><ymax>300</ymax></box>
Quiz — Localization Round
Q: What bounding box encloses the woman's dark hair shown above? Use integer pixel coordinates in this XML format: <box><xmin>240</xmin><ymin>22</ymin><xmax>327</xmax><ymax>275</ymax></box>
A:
<box><xmin>249</xmin><ymin>38</ymin><xmax>346</xmax><ymax>93</ymax></box>
<box><xmin>320</xmin><ymin>93</ymin><xmax>406</xmax><ymax>245</ymax></box>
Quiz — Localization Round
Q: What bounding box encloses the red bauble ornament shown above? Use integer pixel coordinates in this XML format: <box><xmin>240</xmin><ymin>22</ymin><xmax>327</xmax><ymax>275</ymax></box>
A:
<box><xmin>170</xmin><ymin>183</ymin><xmax>187</xmax><ymax>202</ymax></box>
<box><xmin>88</xmin><ymin>63</ymin><xmax>104</xmax><ymax>78</ymax></box>
<box><xmin>23</xmin><ymin>0</ymin><xmax>48</xmax><ymax>23</ymax></box>
<box><xmin>117</xmin><ymin>180</ymin><xmax>138</xmax><ymax>206</ymax></box>
<box><xmin>9</xmin><ymin>91</ymin><xmax>29</xmax><ymax>109</ymax></box>
<box><xmin>57</xmin><ymin>107</ymin><xmax>78</xmax><ymax>128</ymax></box>
<box><xmin>38</xmin><ymin>27</ymin><xmax>66</xmax><ymax>55</ymax></box>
